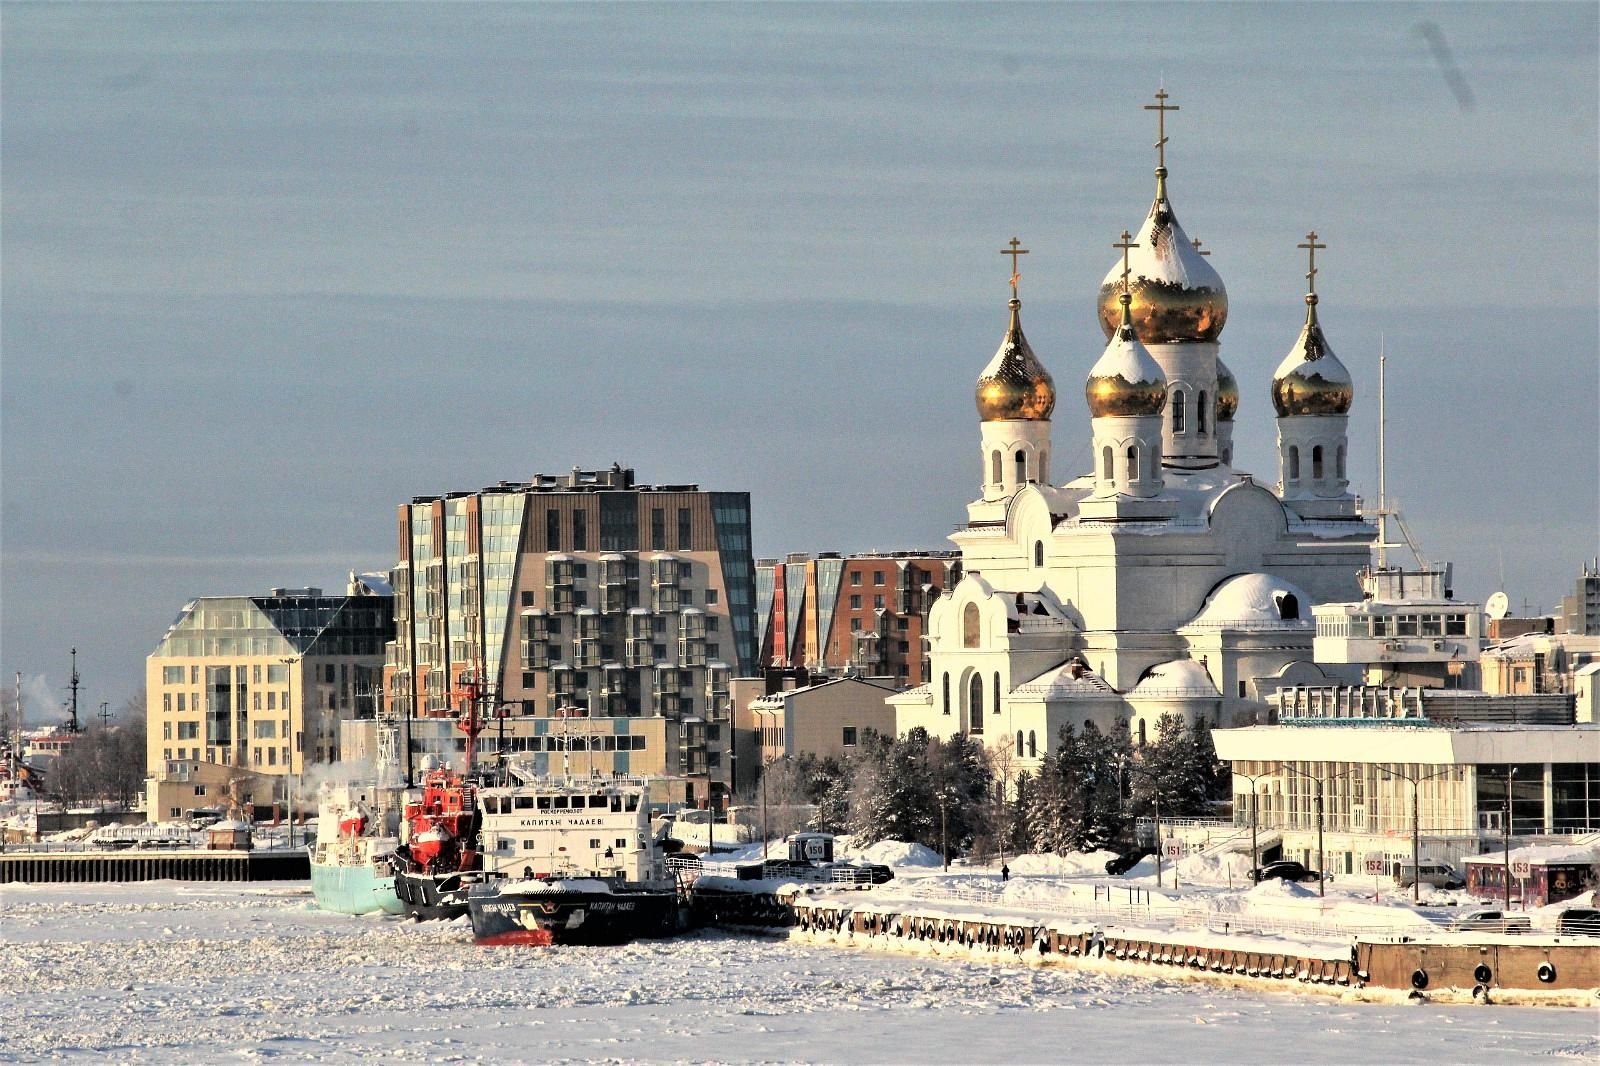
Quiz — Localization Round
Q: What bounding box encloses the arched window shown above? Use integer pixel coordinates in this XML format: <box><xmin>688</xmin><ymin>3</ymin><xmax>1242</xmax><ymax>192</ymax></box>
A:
<box><xmin>1197</xmin><ymin>390</ymin><xmax>1208</xmax><ymax>434</ymax></box>
<box><xmin>1015</xmin><ymin>449</ymin><xmax>1027</xmax><ymax>485</ymax></box>
<box><xmin>1288</xmin><ymin>446</ymin><xmax>1300</xmax><ymax>480</ymax></box>
<box><xmin>993</xmin><ymin>672</ymin><xmax>1001</xmax><ymax>717</ymax></box>
<box><xmin>969</xmin><ymin>673</ymin><xmax>984</xmax><ymax>735</ymax></box>
<box><xmin>1336</xmin><ymin>444</ymin><xmax>1346</xmax><ymax>480</ymax></box>
<box><xmin>1172</xmin><ymin>389</ymin><xmax>1186</xmax><ymax>432</ymax></box>
<box><xmin>1276</xmin><ymin>592</ymin><xmax>1300</xmax><ymax>620</ymax></box>
<box><xmin>990</xmin><ymin>450</ymin><xmax>1002</xmax><ymax>485</ymax></box>
<box><xmin>1126</xmin><ymin>444</ymin><xmax>1139</xmax><ymax>481</ymax></box>
<box><xmin>1312</xmin><ymin>445</ymin><xmax>1325</xmax><ymax>480</ymax></box>
<box><xmin>962</xmin><ymin>603</ymin><xmax>981</xmax><ymax>648</ymax></box>
<box><xmin>1027</xmin><ymin>730</ymin><xmax>1037</xmax><ymax>757</ymax></box>
<box><xmin>1101</xmin><ymin>445</ymin><xmax>1114</xmax><ymax>481</ymax></box>
<box><xmin>1034</xmin><ymin>540</ymin><xmax>1044</xmax><ymax>567</ymax></box>
<box><xmin>942</xmin><ymin>673</ymin><xmax>951</xmax><ymax>715</ymax></box>
<box><xmin>1138</xmin><ymin>719</ymin><xmax>1147</xmax><ymax>747</ymax></box>
<box><xmin>1016</xmin><ymin>731</ymin><xmax>1024</xmax><ymax>757</ymax></box>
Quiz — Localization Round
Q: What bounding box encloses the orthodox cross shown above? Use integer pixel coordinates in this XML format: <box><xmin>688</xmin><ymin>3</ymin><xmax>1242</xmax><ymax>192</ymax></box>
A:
<box><xmin>1113</xmin><ymin>230</ymin><xmax>1139</xmax><ymax>291</ymax></box>
<box><xmin>1001</xmin><ymin>237</ymin><xmax>1028</xmax><ymax>294</ymax></box>
<box><xmin>1298</xmin><ymin>230</ymin><xmax>1326</xmax><ymax>292</ymax></box>
<box><xmin>1145</xmin><ymin>89</ymin><xmax>1179</xmax><ymax>169</ymax></box>
<box><xmin>1191</xmin><ymin>237</ymin><xmax>1210</xmax><ymax>257</ymax></box>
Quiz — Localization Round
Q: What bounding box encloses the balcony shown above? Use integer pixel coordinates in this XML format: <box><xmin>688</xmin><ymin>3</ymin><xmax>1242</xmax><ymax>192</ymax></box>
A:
<box><xmin>521</xmin><ymin>642</ymin><xmax>551</xmax><ymax>671</ymax></box>
<box><xmin>573</xmin><ymin>640</ymin><xmax>602</xmax><ymax>668</ymax></box>
<box><xmin>599</xmin><ymin>555</ymin><xmax>630</xmax><ymax>587</ymax></box>
<box><xmin>599</xmin><ymin>585</ymin><xmax>629</xmax><ymax>614</ymax></box>
<box><xmin>653</xmin><ymin>586</ymin><xmax>680</xmax><ymax>613</ymax></box>
<box><xmin>626</xmin><ymin>610</ymin><xmax>654</xmax><ymax>641</ymax></box>
<box><xmin>624</xmin><ymin>638</ymin><xmax>654</xmax><ymax>668</ymax></box>
<box><xmin>679</xmin><ymin>639</ymin><xmax>707</xmax><ymax>667</ymax></box>
<box><xmin>548</xmin><ymin>588</ymin><xmax>575</xmax><ymax>614</ymax></box>
<box><xmin>657</xmin><ymin>692</ymin><xmax>683</xmax><ymax>718</ymax></box>
<box><xmin>652</xmin><ymin>556</ymin><xmax>681</xmax><ymax>587</ymax></box>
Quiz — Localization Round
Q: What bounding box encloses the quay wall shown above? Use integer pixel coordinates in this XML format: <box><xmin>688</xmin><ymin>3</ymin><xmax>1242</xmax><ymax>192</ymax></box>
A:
<box><xmin>1</xmin><ymin>849</ymin><xmax>308</xmax><ymax>884</ymax></box>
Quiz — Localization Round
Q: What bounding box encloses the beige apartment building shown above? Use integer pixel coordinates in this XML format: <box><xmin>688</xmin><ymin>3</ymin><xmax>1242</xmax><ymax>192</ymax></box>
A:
<box><xmin>749</xmin><ymin>676</ymin><xmax>899</xmax><ymax>766</ymax></box>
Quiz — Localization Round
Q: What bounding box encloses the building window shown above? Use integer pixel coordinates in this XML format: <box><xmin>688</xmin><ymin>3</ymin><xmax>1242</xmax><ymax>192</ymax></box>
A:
<box><xmin>991</xmin><ymin>450</ymin><xmax>1002</xmax><ymax>485</ymax></box>
<box><xmin>850</xmin><ymin>618</ymin><xmax>861</xmax><ymax>632</ymax></box>
<box><xmin>942</xmin><ymin>673</ymin><xmax>950</xmax><ymax>715</ymax></box>
<box><xmin>678</xmin><ymin>508</ymin><xmax>692</xmax><ymax>550</ymax></box>
<box><xmin>1034</xmin><ymin>541</ymin><xmax>1044</xmax><ymax>567</ymax></box>
<box><xmin>850</xmin><ymin>571</ymin><xmax>862</xmax><ymax>586</ymax></box>
<box><xmin>850</xmin><ymin>595</ymin><xmax>862</xmax><ymax>610</ymax></box>
<box><xmin>1015</xmin><ymin>449</ymin><xmax>1027</xmax><ymax>485</ymax></box>
<box><xmin>1101</xmin><ymin>446</ymin><xmax>1113</xmax><ymax>481</ymax></box>
<box><xmin>874</xmin><ymin>595</ymin><xmax>885</xmax><ymax>609</ymax></box>
<box><xmin>1016</xmin><ymin>731</ymin><xmax>1024</xmax><ymax>757</ymax></box>
<box><xmin>962</xmin><ymin>603</ymin><xmax>980</xmax><ymax>648</ymax></box>
<box><xmin>651</xmin><ymin>508</ymin><xmax>666</xmax><ymax>551</ymax></box>
<box><xmin>1288</xmin><ymin>446</ymin><xmax>1300</xmax><ymax>481</ymax></box>
<box><xmin>1312</xmin><ymin>445</ymin><xmax>1325</xmax><ymax>480</ymax></box>
<box><xmin>993</xmin><ymin>672</ymin><xmax>1000</xmax><ymax>717</ymax></box>
<box><xmin>1126</xmin><ymin>445</ymin><xmax>1138</xmax><ymax>481</ymax></box>
<box><xmin>572</xmin><ymin>510</ymin><xmax>588</xmax><ymax>551</ymax></box>
<box><xmin>873</xmin><ymin>572</ymin><xmax>885</xmax><ymax>586</ymax></box>
<box><xmin>1027</xmin><ymin>730</ymin><xmax>1037</xmax><ymax>757</ymax></box>
<box><xmin>1172</xmin><ymin>388</ymin><xmax>1186</xmax><ymax>432</ymax></box>
<box><xmin>547</xmin><ymin>509</ymin><xmax>560</xmax><ymax>551</ymax></box>
<box><xmin>1138</xmin><ymin>719</ymin><xmax>1147</xmax><ymax>746</ymax></box>
<box><xmin>1197</xmin><ymin>390</ymin><xmax>1208</xmax><ymax>433</ymax></box>
<box><xmin>969</xmin><ymin>673</ymin><xmax>984</xmax><ymax>734</ymax></box>
<box><xmin>842</xmin><ymin>727</ymin><xmax>857</xmax><ymax>747</ymax></box>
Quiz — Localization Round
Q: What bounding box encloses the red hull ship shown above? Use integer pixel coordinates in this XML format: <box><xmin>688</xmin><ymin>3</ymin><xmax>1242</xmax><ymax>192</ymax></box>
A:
<box><xmin>390</xmin><ymin>768</ymin><xmax>483</xmax><ymax>920</ymax></box>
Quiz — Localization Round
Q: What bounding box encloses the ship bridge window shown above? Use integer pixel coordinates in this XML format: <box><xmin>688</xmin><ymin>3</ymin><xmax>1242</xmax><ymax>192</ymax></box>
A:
<box><xmin>553</xmin><ymin>796</ymin><xmax>570</xmax><ymax>809</ymax></box>
<box><xmin>536</xmin><ymin>796</ymin><xmax>552</xmax><ymax>811</ymax></box>
<box><xmin>515</xmin><ymin>796</ymin><xmax>534</xmax><ymax>811</ymax></box>
<box><xmin>625</xmin><ymin>795</ymin><xmax>640</xmax><ymax>812</ymax></box>
<box><xmin>611</xmin><ymin>795</ymin><xmax>623</xmax><ymax>812</ymax></box>
<box><xmin>590</xmin><ymin>838</ymin><xmax>602</xmax><ymax>849</ymax></box>
<box><xmin>616</xmin><ymin>837</ymin><xmax>627</xmax><ymax>849</ymax></box>
<box><xmin>590</xmin><ymin>795</ymin><xmax>607</xmax><ymax>808</ymax></box>
<box><xmin>484</xmin><ymin>796</ymin><xmax>500</xmax><ymax>814</ymax></box>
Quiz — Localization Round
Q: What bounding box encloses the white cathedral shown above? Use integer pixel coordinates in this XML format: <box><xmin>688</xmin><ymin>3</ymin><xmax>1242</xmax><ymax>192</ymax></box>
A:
<box><xmin>894</xmin><ymin>94</ymin><xmax>1376</xmax><ymax>766</ymax></box>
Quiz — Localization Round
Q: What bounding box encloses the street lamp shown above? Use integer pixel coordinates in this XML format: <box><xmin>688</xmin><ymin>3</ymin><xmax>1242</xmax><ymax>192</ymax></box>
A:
<box><xmin>1381</xmin><ymin>763</ymin><xmax>1456</xmax><ymax>904</ymax></box>
<box><xmin>279</xmin><ymin>657</ymin><xmax>299</xmax><ymax>847</ymax></box>
<box><xmin>1235</xmin><ymin>765</ymin><xmax>1279</xmax><ymax>880</ymax></box>
<box><xmin>1497</xmin><ymin>767</ymin><xmax>1518</xmax><ymax>910</ymax></box>
<box><xmin>1276</xmin><ymin>762</ymin><xmax>1362</xmax><ymax>897</ymax></box>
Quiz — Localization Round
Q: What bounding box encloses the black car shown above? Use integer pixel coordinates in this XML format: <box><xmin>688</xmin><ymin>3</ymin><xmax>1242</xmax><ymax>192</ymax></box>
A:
<box><xmin>1556</xmin><ymin>908</ymin><xmax>1600</xmax><ymax>936</ymax></box>
<box><xmin>1105</xmin><ymin>848</ymin><xmax>1153</xmax><ymax>876</ymax></box>
<box><xmin>1249</xmin><ymin>860</ymin><xmax>1321</xmax><ymax>884</ymax></box>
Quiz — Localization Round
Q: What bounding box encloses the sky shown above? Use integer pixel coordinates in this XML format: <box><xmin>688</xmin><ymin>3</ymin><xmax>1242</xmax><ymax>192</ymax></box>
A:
<box><xmin>3</xmin><ymin>3</ymin><xmax>1597</xmax><ymax>717</ymax></box>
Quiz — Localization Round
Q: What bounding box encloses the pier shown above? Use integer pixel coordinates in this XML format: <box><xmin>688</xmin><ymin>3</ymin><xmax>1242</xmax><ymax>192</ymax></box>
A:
<box><xmin>1</xmin><ymin>847</ymin><xmax>308</xmax><ymax>884</ymax></box>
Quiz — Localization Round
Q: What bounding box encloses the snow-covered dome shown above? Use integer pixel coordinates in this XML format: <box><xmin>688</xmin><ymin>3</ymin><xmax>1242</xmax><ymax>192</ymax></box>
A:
<box><xmin>1272</xmin><ymin>292</ymin><xmax>1352</xmax><ymax>417</ymax></box>
<box><xmin>1187</xmin><ymin>573</ymin><xmax>1312</xmax><ymax>628</ymax></box>
<box><xmin>976</xmin><ymin>297</ymin><xmax>1055</xmax><ymax>422</ymax></box>
<box><xmin>1097</xmin><ymin>168</ymin><xmax>1227</xmax><ymax>344</ymax></box>
<box><xmin>1129</xmin><ymin>659</ymin><xmax>1220</xmax><ymax>697</ymax></box>
<box><xmin>1085</xmin><ymin>292</ymin><xmax>1167</xmax><ymax>417</ymax></box>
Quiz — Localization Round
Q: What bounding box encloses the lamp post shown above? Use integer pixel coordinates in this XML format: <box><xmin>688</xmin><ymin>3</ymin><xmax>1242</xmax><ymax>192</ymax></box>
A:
<box><xmin>1235</xmin><ymin>766</ymin><xmax>1279</xmax><ymax>879</ymax></box>
<box><xmin>1277</xmin><ymin>762</ymin><xmax>1362</xmax><ymax>897</ymax></box>
<box><xmin>279</xmin><ymin>657</ymin><xmax>298</xmax><ymax>841</ymax></box>
<box><xmin>1381</xmin><ymin>763</ymin><xmax>1456</xmax><ymax>904</ymax></box>
<box><xmin>1499</xmin><ymin>767</ymin><xmax>1518</xmax><ymax>910</ymax></box>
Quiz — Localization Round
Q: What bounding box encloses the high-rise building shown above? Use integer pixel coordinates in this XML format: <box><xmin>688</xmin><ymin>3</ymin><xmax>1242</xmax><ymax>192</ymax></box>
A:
<box><xmin>756</xmin><ymin>551</ymin><xmax>958</xmax><ymax>686</ymax></box>
<box><xmin>1559</xmin><ymin>560</ymin><xmax>1600</xmax><ymax>635</ymax></box>
<box><xmin>144</xmin><ymin>577</ymin><xmax>394</xmax><ymax>818</ymax></box>
<box><xmin>385</xmin><ymin>465</ymin><xmax>755</xmax><ymax>807</ymax></box>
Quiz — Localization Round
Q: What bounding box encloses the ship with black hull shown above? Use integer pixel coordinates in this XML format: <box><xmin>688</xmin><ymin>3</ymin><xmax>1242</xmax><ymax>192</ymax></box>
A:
<box><xmin>389</xmin><ymin>766</ymin><xmax>483</xmax><ymax>921</ymax></box>
<box><xmin>466</xmin><ymin>767</ymin><xmax>685</xmax><ymax>946</ymax></box>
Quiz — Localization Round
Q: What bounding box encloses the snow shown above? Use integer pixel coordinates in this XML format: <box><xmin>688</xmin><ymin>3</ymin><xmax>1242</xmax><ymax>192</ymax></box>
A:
<box><xmin>1186</xmin><ymin>573</ymin><xmax>1312</xmax><ymax>629</ymax></box>
<box><xmin>1461</xmin><ymin>843</ymin><xmax>1598</xmax><ymax>865</ymax></box>
<box><xmin>3</xmin><ymin>881</ymin><xmax>1595</xmax><ymax>1064</ymax></box>
<box><xmin>853</xmin><ymin>840</ymin><xmax>944</xmax><ymax>868</ymax></box>
<box><xmin>1087</xmin><ymin>331</ymin><xmax>1163</xmax><ymax>387</ymax></box>
<box><xmin>1128</xmin><ymin>658</ymin><xmax>1221</xmax><ymax>697</ymax></box>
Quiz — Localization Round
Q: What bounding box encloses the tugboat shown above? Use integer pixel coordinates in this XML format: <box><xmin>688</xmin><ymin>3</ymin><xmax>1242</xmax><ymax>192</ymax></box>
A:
<box><xmin>309</xmin><ymin>781</ymin><xmax>404</xmax><ymax>915</ymax></box>
<box><xmin>390</xmin><ymin>765</ymin><xmax>483</xmax><ymax>920</ymax></box>
<box><xmin>465</xmin><ymin>767</ymin><xmax>685</xmax><ymax>946</ymax></box>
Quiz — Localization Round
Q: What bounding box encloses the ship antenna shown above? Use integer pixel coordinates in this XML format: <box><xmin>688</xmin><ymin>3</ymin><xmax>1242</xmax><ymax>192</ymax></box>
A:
<box><xmin>1377</xmin><ymin>336</ymin><xmax>1387</xmax><ymax>570</ymax></box>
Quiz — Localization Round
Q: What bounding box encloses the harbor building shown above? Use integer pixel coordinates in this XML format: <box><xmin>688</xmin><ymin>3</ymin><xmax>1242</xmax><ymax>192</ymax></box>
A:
<box><xmin>383</xmin><ymin>465</ymin><xmax>756</xmax><ymax>809</ymax></box>
<box><xmin>756</xmin><ymin>551</ymin><xmax>958</xmax><ymax>685</ymax></box>
<box><xmin>144</xmin><ymin>577</ymin><xmax>394</xmax><ymax>819</ymax></box>
<box><xmin>895</xmin><ymin>91</ymin><xmax>1375</xmax><ymax>768</ymax></box>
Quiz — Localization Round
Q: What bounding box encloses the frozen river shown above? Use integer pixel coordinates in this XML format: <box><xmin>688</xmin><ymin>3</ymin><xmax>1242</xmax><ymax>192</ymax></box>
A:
<box><xmin>1</xmin><ymin>882</ymin><xmax>1594</xmax><ymax>1064</ymax></box>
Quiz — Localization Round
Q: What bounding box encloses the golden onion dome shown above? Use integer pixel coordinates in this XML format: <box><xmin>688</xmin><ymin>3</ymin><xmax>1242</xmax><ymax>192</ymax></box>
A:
<box><xmin>1086</xmin><ymin>295</ymin><xmax>1167</xmax><ymax>417</ymax></box>
<box><xmin>1215</xmin><ymin>357</ymin><xmax>1239</xmax><ymax>422</ymax></box>
<box><xmin>976</xmin><ymin>297</ymin><xmax>1055</xmax><ymax>422</ymax></box>
<box><xmin>1097</xmin><ymin>169</ymin><xmax>1228</xmax><ymax>344</ymax></box>
<box><xmin>1271</xmin><ymin>293</ymin><xmax>1353</xmax><ymax>416</ymax></box>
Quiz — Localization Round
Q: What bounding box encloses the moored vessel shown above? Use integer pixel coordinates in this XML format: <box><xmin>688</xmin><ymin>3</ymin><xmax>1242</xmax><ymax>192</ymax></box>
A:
<box><xmin>466</xmin><ymin>768</ymin><xmax>685</xmax><ymax>945</ymax></box>
<box><xmin>390</xmin><ymin>766</ymin><xmax>483</xmax><ymax>920</ymax></box>
<box><xmin>309</xmin><ymin>781</ymin><xmax>404</xmax><ymax>916</ymax></box>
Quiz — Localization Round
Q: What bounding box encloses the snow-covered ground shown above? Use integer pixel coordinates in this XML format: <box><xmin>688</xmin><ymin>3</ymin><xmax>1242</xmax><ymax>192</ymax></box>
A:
<box><xmin>2</xmin><ymin>881</ymin><xmax>1595</xmax><ymax>1064</ymax></box>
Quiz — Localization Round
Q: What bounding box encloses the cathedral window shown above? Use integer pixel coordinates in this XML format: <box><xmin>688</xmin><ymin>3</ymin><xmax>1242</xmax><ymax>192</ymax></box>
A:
<box><xmin>1149</xmin><ymin>446</ymin><xmax>1161</xmax><ymax>482</ymax></box>
<box><xmin>1016</xmin><ymin>731</ymin><xmax>1024</xmax><ymax>757</ymax></box>
<box><xmin>1027</xmin><ymin>730</ymin><xmax>1037</xmax><ymax>757</ymax></box>
<box><xmin>1126</xmin><ymin>445</ymin><xmax>1138</xmax><ymax>481</ymax></box>
<box><xmin>1172</xmin><ymin>389</ymin><xmax>1186</xmax><ymax>432</ymax></box>
<box><xmin>993</xmin><ymin>672</ymin><xmax>1001</xmax><ymax>717</ymax></box>
<box><xmin>1138</xmin><ymin>719</ymin><xmax>1147</xmax><ymax>747</ymax></box>
<box><xmin>969</xmin><ymin>673</ymin><xmax>984</xmax><ymax>734</ymax></box>
<box><xmin>991</xmin><ymin>450</ymin><xmax>1002</xmax><ymax>485</ymax></box>
<box><xmin>962</xmin><ymin>603</ymin><xmax>980</xmax><ymax>648</ymax></box>
<box><xmin>942</xmin><ymin>673</ymin><xmax>950</xmax><ymax>715</ymax></box>
<box><xmin>1015</xmin><ymin>449</ymin><xmax>1027</xmax><ymax>485</ymax></box>
<box><xmin>1312</xmin><ymin>445</ymin><xmax>1325</xmax><ymax>480</ymax></box>
<box><xmin>1039</xmin><ymin>448</ymin><xmax>1048</xmax><ymax>483</ymax></box>
<box><xmin>1101</xmin><ymin>446</ymin><xmax>1114</xmax><ymax>481</ymax></box>
<box><xmin>1275</xmin><ymin>592</ymin><xmax>1300</xmax><ymax>620</ymax></box>
<box><xmin>1034</xmin><ymin>541</ymin><xmax>1043</xmax><ymax>567</ymax></box>
<box><xmin>1288</xmin><ymin>446</ymin><xmax>1300</xmax><ymax>481</ymax></box>
<box><xmin>1197</xmin><ymin>390</ymin><xmax>1208</xmax><ymax>434</ymax></box>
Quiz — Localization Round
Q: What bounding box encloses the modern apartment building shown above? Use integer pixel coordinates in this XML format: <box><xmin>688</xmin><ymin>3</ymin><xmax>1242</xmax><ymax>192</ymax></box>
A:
<box><xmin>756</xmin><ymin>551</ymin><xmax>958</xmax><ymax>686</ymax></box>
<box><xmin>385</xmin><ymin>465</ymin><xmax>756</xmax><ymax>807</ymax></box>
<box><xmin>144</xmin><ymin>578</ymin><xmax>394</xmax><ymax>816</ymax></box>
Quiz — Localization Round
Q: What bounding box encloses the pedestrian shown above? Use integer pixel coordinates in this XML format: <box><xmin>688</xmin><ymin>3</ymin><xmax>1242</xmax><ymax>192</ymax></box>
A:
<box><xmin>1001</xmin><ymin>863</ymin><xmax>1010</xmax><ymax>882</ymax></box>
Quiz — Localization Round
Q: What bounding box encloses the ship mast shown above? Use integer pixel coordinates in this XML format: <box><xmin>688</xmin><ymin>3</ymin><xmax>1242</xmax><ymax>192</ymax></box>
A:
<box><xmin>1377</xmin><ymin>341</ymin><xmax>1387</xmax><ymax>570</ymax></box>
<box><xmin>66</xmin><ymin>648</ymin><xmax>81</xmax><ymax>734</ymax></box>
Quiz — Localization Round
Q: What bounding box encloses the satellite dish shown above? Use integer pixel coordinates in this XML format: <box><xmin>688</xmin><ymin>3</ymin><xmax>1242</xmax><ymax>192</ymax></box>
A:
<box><xmin>1486</xmin><ymin>591</ymin><xmax>1510</xmax><ymax>620</ymax></box>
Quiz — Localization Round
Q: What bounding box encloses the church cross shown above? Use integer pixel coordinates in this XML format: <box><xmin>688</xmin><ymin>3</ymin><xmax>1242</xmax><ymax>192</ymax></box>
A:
<box><xmin>1144</xmin><ymin>88</ymin><xmax>1180</xmax><ymax>169</ymax></box>
<box><xmin>1192</xmin><ymin>237</ymin><xmax>1210</xmax><ymax>257</ymax></box>
<box><xmin>1113</xmin><ymin>230</ymin><xmax>1139</xmax><ymax>290</ymax></box>
<box><xmin>1000</xmin><ymin>237</ymin><xmax>1029</xmax><ymax>294</ymax></box>
<box><xmin>1298</xmin><ymin>230</ymin><xmax>1327</xmax><ymax>292</ymax></box>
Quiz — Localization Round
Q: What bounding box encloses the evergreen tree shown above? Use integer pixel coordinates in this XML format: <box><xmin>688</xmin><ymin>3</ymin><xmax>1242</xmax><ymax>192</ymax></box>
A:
<box><xmin>1075</xmin><ymin>720</ymin><xmax>1129</xmax><ymax>852</ymax></box>
<box><xmin>1188</xmin><ymin>718</ymin><xmax>1228</xmax><ymax>809</ymax></box>
<box><xmin>1026</xmin><ymin>749</ymin><xmax>1068</xmax><ymax>855</ymax></box>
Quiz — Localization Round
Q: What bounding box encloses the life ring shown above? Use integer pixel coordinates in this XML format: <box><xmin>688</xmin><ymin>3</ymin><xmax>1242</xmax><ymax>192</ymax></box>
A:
<box><xmin>1410</xmin><ymin>969</ymin><xmax>1429</xmax><ymax>990</ymax></box>
<box><xmin>1537</xmin><ymin>962</ymin><xmax>1556</xmax><ymax>984</ymax></box>
<box><xmin>1473</xmin><ymin>963</ymin><xmax>1492</xmax><ymax>985</ymax></box>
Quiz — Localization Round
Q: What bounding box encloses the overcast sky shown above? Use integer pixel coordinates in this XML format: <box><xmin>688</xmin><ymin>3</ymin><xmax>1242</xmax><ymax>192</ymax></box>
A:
<box><xmin>4</xmin><ymin>3</ymin><xmax>1596</xmax><ymax>717</ymax></box>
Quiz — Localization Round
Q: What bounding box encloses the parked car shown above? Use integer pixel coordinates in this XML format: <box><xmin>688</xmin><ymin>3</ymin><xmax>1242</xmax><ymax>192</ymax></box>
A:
<box><xmin>1249</xmin><ymin>860</ymin><xmax>1321</xmax><ymax>884</ymax></box>
<box><xmin>1393</xmin><ymin>860</ymin><xmax>1465</xmax><ymax>890</ymax></box>
<box><xmin>1555</xmin><ymin>908</ymin><xmax>1600</xmax><ymax>936</ymax></box>
<box><xmin>1448</xmin><ymin>908</ymin><xmax>1531</xmax><ymax>934</ymax></box>
<box><xmin>1104</xmin><ymin>848</ymin><xmax>1153</xmax><ymax>876</ymax></box>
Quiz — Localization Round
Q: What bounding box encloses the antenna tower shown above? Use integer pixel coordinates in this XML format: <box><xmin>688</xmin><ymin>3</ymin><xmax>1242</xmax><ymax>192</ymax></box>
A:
<box><xmin>67</xmin><ymin>648</ymin><xmax>81</xmax><ymax>734</ymax></box>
